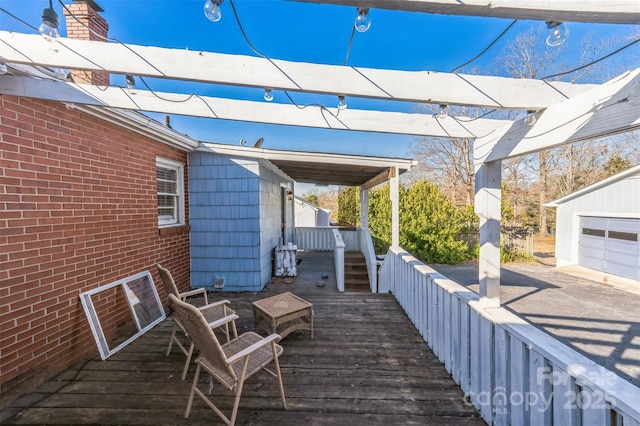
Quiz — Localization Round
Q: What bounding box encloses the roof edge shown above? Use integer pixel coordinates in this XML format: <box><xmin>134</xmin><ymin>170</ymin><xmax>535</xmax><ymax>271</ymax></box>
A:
<box><xmin>198</xmin><ymin>142</ymin><xmax>417</xmax><ymax>171</ymax></box>
<box><xmin>75</xmin><ymin>106</ymin><xmax>199</xmax><ymax>152</ymax></box>
<box><xmin>546</xmin><ymin>164</ymin><xmax>640</xmax><ymax>206</ymax></box>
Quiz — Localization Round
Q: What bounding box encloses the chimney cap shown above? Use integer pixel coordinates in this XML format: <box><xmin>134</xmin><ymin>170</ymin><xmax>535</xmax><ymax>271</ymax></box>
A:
<box><xmin>72</xmin><ymin>0</ymin><xmax>104</xmax><ymax>12</ymax></box>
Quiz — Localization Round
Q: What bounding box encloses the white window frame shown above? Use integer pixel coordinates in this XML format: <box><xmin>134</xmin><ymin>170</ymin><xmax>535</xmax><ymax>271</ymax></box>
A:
<box><xmin>79</xmin><ymin>271</ymin><xmax>166</xmax><ymax>360</ymax></box>
<box><xmin>156</xmin><ymin>157</ymin><xmax>185</xmax><ymax>227</ymax></box>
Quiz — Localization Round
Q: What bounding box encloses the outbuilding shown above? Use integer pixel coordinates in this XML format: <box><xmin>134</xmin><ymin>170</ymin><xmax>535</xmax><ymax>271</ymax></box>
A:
<box><xmin>547</xmin><ymin>165</ymin><xmax>640</xmax><ymax>281</ymax></box>
<box><xmin>294</xmin><ymin>196</ymin><xmax>331</xmax><ymax>227</ymax></box>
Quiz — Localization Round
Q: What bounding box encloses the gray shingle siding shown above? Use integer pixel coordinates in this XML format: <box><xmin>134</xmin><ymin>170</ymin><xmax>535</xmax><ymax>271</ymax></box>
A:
<box><xmin>188</xmin><ymin>151</ymin><xmax>293</xmax><ymax>292</ymax></box>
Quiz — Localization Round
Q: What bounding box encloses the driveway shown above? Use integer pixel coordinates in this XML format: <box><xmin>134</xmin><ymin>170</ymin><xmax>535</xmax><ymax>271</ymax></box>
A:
<box><xmin>431</xmin><ymin>262</ymin><xmax>640</xmax><ymax>387</ymax></box>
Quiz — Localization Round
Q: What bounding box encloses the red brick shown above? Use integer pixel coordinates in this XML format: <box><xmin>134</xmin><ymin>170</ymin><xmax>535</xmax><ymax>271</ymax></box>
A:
<box><xmin>1</xmin><ymin>95</ymin><xmax>189</xmax><ymax>403</ymax></box>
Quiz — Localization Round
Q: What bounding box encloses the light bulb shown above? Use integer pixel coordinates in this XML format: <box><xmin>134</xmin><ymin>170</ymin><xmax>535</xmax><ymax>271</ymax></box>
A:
<box><xmin>525</xmin><ymin>111</ymin><xmax>537</xmax><ymax>126</ymax></box>
<box><xmin>546</xmin><ymin>21</ymin><xmax>569</xmax><ymax>47</ymax></box>
<box><xmin>338</xmin><ymin>96</ymin><xmax>347</xmax><ymax>110</ymax></box>
<box><xmin>354</xmin><ymin>8</ymin><xmax>371</xmax><ymax>33</ymax></box>
<box><xmin>39</xmin><ymin>4</ymin><xmax>59</xmax><ymax>41</ymax></box>
<box><xmin>437</xmin><ymin>104</ymin><xmax>448</xmax><ymax>119</ymax></box>
<box><xmin>204</xmin><ymin>0</ymin><xmax>223</xmax><ymax>22</ymax></box>
<box><xmin>54</xmin><ymin>67</ymin><xmax>68</xmax><ymax>79</ymax></box>
<box><xmin>125</xmin><ymin>75</ymin><xmax>136</xmax><ymax>94</ymax></box>
<box><xmin>264</xmin><ymin>88</ymin><xmax>273</xmax><ymax>102</ymax></box>
<box><xmin>0</xmin><ymin>63</ymin><xmax>7</xmax><ymax>75</ymax></box>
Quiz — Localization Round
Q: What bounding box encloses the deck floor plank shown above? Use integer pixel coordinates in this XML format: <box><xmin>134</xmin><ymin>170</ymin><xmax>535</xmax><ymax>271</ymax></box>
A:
<box><xmin>2</xmin><ymin>252</ymin><xmax>483</xmax><ymax>425</ymax></box>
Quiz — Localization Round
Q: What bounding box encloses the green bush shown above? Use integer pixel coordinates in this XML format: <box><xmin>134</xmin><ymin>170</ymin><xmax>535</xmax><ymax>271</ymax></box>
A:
<box><xmin>369</xmin><ymin>180</ymin><xmax>471</xmax><ymax>264</ymax></box>
<box><xmin>471</xmin><ymin>243</ymin><xmax>534</xmax><ymax>263</ymax></box>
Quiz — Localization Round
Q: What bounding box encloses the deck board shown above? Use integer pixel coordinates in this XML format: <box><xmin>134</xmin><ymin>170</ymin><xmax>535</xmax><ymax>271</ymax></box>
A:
<box><xmin>2</xmin><ymin>252</ymin><xmax>483</xmax><ymax>425</ymax></box>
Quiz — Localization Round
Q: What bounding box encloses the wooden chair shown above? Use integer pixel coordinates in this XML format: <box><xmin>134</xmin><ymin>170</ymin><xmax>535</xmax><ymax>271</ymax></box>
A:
<box><xmin>157</xmin><ymin>264</ymin><xmax>237</xmax><ymax>380</ymax></box>
<box><xmin>168</xmin><ymin>294</ymin><xmax>287</xmax><ymax>425</ymax></box>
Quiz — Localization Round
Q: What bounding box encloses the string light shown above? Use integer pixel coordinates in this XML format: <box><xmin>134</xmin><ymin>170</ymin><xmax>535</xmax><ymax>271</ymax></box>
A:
<box><xmin>546</xmin><ymin>21</ymin><xmax>569</xmax><ymax>47</ymax></box>
<box><xmin>437</xmin><ymin>105</ymin><xmax>448</xmax><ymax>119</ymax></box>
<box><xmin>263</xmin><ymin>88</ymin><xmax>273</xmax><ymax>102</ymax></box>
<box><xmin>354</xmin><ymin>8</ymin><xmax>371</xmax><ymax>33</ymax></box>
<box><xmin>204</xmin><ymin>0</ymin><xmax>223</xmax><ymax>22</ymax></box>
<box><xmin>39</xmin><ymin>0</ymin><xmax>59</xmax><ymax>41</ymax></box>
<box><xmin>54</xmin><ymin>67</ymin><xmax>68</xmax><ymax>79</ymax></box>
<box><xmin>126</xmin><ymin>75</ymin><xmax>137</xmax><ymax>94</ymax></box>
<box><xmin>525</xmin><ymin>111</ymin><xmax>537</xmax><ymax>126</ymax></box>
<box><xmin>338</xmin><ymin>96</ymin><xmax>347</xmax><ymax>110</ymax></box>
<box><xmin>0</xmin><ymin>63</ymin><xmax>7</xmax><ymax>74</ymax></box>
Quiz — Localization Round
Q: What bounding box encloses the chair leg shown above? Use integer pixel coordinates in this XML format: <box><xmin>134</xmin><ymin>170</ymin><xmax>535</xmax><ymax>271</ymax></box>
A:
<box><xmin>272</xmin><ymin>342</ymin><xmax>287</xmax><ymax>409</ymax></box>
<box><xmin>166</xmin><ymin>322</ymin><xmax>179</xmax><ymax>356</ymax></box>
<box><xmin>185</xmin><ymin>363</ymin><xmax>201</xmax><ymax>418</ymax></box>
<box><xmin>231</xmin><ymin>320</ymin><xmax>238</xmax><ymax>339</ymax></box>
<box><xmin>181</xmin><ymin>342</ymin><xmax>195</xmax><ymax>380</ymax></box>
<box><xmin>229</xmin><ymin>357</ymin><xmax>250</xmax><ymax>426</ymax></box>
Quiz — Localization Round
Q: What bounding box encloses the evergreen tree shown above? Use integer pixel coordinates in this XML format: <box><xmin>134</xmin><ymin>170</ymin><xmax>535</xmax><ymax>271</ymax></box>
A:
<box><xmin>400</xmin><ymin>181</ymin><xmax>470</xmax><ymax>264</ymax></box>
<box><xmin>337</xmin><ymin>186</ymin><xmax>360</xmax><ymax>226</ymax></box>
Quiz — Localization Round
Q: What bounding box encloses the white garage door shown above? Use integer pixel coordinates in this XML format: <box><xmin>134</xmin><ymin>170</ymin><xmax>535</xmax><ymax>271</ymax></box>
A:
<box><xmin>578</xmin><ymin>217</ymin><xmax>640</xmax><ymax>281</ymax></box>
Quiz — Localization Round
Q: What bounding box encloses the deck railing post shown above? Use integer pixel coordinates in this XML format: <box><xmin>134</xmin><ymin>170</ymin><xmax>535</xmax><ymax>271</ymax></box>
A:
<box><xmin>332</xmin><ymin>229</ymin><xmax>345</xmax><ymax>292</ymax></box>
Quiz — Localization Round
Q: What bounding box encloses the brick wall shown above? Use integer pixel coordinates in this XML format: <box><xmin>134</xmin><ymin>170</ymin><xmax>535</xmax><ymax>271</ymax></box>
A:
<box><xmin>0</xmin><ymin>96</ymin><xmax>191</xmax><ymax>404</ymax></box>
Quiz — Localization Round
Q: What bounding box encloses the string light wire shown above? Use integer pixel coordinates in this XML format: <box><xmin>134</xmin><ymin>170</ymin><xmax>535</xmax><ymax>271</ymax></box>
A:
<box><xmin>0</xmin><ymin>5</ymin><xmax>637</xmax><ymax>125</ymax></box>
<box><xmin>450</xmin><ymin>19</ymin><xmax>518</xmax><ymax>73</ymax></box>
<box><xmin>541</xmin><ymin>37</ymin><xmax>640</xmax><ymax>80</ymax></box>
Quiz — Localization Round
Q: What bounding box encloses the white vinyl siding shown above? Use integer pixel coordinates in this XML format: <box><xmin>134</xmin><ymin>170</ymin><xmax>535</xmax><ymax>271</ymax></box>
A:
<box><xmin>156</xmin><ymin>157</ymin><xmax>185</xmax><ymax>227</ymax></box>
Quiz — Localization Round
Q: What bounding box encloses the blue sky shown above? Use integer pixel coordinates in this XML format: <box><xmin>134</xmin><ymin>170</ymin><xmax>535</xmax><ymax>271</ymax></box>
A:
<box><xmin>1</xmin><ymin>0</ymin><xmax>638</xmax><ymax>162</ymax></box>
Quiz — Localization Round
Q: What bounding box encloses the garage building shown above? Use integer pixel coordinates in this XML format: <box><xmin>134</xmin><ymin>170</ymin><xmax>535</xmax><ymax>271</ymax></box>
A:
<box><xmin>547</xmin><ymin>165</ymin><xmax>640</xmax><ymax>281</ymax></box>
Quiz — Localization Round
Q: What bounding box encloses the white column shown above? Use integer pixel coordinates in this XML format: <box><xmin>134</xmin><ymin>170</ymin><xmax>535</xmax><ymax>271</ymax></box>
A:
<box><xmin>359</xmin><ymin>187</ymin><xmax>369</xmax><ymax>229</ymax></box>
<box><xmin>390</xmin><ymin>166</ymin><xmax>399</xmax><ymax>247</ymax></box>
<box><xmin>474</xmin><ymin>161</ymin><xmax>501</xmax><ymax>307</ymax></box>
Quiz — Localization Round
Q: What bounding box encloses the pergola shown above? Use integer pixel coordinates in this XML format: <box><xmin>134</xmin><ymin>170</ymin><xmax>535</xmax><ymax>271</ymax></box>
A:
<box><xmin>1</xmin><ymin>0</ymin><xmax>638</xmax><ymax>307</ymax></box>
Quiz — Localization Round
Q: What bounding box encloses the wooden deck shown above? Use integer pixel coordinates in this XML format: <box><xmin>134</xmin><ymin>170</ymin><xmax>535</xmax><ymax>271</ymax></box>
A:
<box><xmin>2</xmin><ymin>252</ymin><xmax>482</xmax><ymax>425</ymax></box>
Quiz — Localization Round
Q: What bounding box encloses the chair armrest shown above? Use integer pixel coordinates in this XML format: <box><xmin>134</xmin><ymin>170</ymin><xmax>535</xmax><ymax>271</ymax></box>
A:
<box><xmin>207</xmin><ymin>314</ymin><xmax>239</xmax><ymax>330</ymax></box>
<box><xmin>179</xmin><ymin>287</ymin><xmax>207</xmax><ymax>300</ymax></box>
<box><xmin>197</xmin><ymin>300</ymin><xmax>231</xmax><ymax>312</ymax></box>
<box><xmin>225</xmin><ymin>334</ymin><xmax>281</xmax><ymax>365</ymax></box>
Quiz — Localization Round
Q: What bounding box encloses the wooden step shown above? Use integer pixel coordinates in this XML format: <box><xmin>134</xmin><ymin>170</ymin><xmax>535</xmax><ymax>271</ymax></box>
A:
<box><xmin>343</xmin><ymin>251</ymin><xmax>370</xmax><ymax>290</ymax></box>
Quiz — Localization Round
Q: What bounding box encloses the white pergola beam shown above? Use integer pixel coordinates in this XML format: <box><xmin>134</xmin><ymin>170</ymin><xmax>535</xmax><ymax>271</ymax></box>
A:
<box><xmin>292</xmin><ymin>0</ymin><xmax>640</xmax><ymax>24</ymax></box>
<box><xmin>474</xmin><ymin>68</ymin><xmax>640</xmax><ymax>163</ymax></box>
<box><xmin>0</xmin><ymin>74</ymin><xmax>510</xmax><ymax>138</ymax></box>
<box><xmin>0</xmin><ymin>31</ymin><xmax>595</xmax><ymax>110</ymax></box>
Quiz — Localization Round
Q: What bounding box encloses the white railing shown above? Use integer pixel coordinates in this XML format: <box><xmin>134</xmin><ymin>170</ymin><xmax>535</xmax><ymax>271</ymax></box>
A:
<box><xmin>358</xmin><ymin>227</ymin><xmax>378</xmax><ymax>293</ymax></box>
<box><xmin>295</xmin><ymin>226</ymin><xmax>378</xmax><ymax>293</ymax></box>
<box><xmin>378</xmin><ymin>246</ymin><xmax>640</xmax><ymax>426</ymax></box>
<box><xmin>332</xmin><ymin>229</ymin><xmax>345</xmax><ymax>292</ymax></box>
<box><xmin>340</xmin><ymin>228</ymin><xmax>359</xmax><ymax>250</ymax></box>
<box><xmin>295</xmin><ymin>226</ymin><xmax>336</xmax><ymax>251</ymax></box>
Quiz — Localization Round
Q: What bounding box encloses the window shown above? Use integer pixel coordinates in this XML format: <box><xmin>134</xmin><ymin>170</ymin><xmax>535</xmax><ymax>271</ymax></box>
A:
<box><xmin>79</xmin><ymin>271</ymin><xmax>165</xmax><ymax>360</ymax></box>
<box><xmin>581</xmin><ymin>227</ymin><xmax>605</xmax><ymax>237</ymax></box>
<box><xmin>157</xmin><ymin>157</ymin><xmax>185</xmax><ymax>227</ymax></box>
<box><xmin>608</xmin><ymin>230</ymin><xmax>638</xmax><ymax>242</ymax></box>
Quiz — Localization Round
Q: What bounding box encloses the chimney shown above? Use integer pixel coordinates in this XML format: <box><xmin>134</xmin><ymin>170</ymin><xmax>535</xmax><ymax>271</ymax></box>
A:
<box><xmin>64</xmin><ymin>0</ymin><xmax>109</xmax><ymax>86</ymax></box>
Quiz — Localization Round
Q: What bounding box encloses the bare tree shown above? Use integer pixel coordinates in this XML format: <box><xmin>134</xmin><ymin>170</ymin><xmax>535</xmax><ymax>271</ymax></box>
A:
<box><xmin>410</xmin><ymin>25</ymin><xmax>639</xmax><ymax>234</ymax></box>
<box><xmin>411</xmin><ymin>135</ymin><xmax>474</xmax><ymax>205</ymax></box>
<box><xmin>495</xmin><ymin>26</ymin><xmax>639</xmax><ymax>234</ymax></box>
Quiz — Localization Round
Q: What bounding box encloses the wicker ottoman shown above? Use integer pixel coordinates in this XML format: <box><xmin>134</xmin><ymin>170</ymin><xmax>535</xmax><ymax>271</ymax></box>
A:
<box><xmin>253</xmin><ymin>292</ymin><xmax>313</xmax><ymax>339</ymax></box>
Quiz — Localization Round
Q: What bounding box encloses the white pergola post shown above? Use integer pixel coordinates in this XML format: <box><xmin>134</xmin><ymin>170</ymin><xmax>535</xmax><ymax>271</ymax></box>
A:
<box><xmin>474</xmin><ymin>161</ymin><xmax>502</xmax><ymax>307</ymax></box>
<box><xmin>359</xmin><ymin>187</ymin><xmax>369</xmax><ymax>230</ymax></box>
<box><xmin>390</xmin><ymin>166</ymin><xmax>399</xmax><ymax>247</ymax></box>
